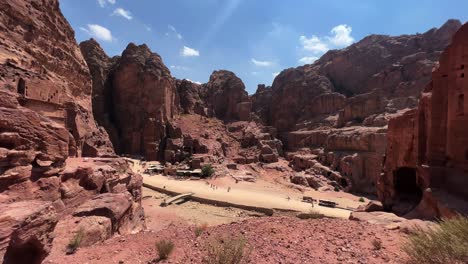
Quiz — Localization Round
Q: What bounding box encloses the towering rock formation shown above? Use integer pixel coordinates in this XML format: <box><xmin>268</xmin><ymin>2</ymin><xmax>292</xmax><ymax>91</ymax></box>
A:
<box><xmin>0</xmin><ymin>1</ymin><xmax>143</xmax><ymax>262</ymax></box>
<box><xmin>379</xmin><ymin>23</ymin><xmax>468</xmax><ymax>218</ymax></box>
<box><xmin>201</xmin><ymin>70</ymin><xmax>251</xmax><ymax>121</ymax></box>
<box><xmin>252</xmin><ymin>19</ymin><xmax>462</xmax><ymax>194</ymax></box>
<box><xmin>0</xmin><ymin>0</ymin><xmax>114</xmax><ymax>157</ymax></box>
<box><xmin>81</xmin><ymin>43</ymin><xmax>255</xmax><ymax>161</ymax></box>
<box><xmin>110</xmin><ymin>43</ymin><xmax>178</xmax><ymax>160</ymax></box>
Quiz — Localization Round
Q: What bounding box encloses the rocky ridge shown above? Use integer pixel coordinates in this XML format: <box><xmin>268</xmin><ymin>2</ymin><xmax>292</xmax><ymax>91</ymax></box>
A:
<box><xmin>251</xmin><ymin>19</ymin><xmax>462</xmax><ymax>194</ymax></box>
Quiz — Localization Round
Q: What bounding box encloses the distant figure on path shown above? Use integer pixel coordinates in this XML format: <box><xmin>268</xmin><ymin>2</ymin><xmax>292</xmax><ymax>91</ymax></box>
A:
<box><xmin>227</xmin><ymin>187</ymin><xmax>231</xmax><ymax>192</ymax></box>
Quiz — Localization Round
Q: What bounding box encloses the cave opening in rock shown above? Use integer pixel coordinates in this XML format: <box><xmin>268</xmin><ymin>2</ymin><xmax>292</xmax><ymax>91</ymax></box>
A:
<box><xmin>339</xmin><ymin>178</ymin><xmax>349</xmax><ymax>188</ymax></box>
<box><xmin>3</xmin><ymin>240</ymin><xmax>45</xmax><ymax>264</ymax></box>
<box><xmin>17</xmin><ymin>78</ymin><xmax>26</xmax><ymax>95</ymax></box>
<box><xmin>393</xmin><ymin>167</ymin><xmax>422</xmax><ymax>207</ymax></box>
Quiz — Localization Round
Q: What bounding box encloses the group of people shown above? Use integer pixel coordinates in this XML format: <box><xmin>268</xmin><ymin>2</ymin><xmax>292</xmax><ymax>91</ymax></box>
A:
<box><xmin>206</xmin><ymin>182</ymin><xmax>231</xmax><ymax>192</ymax></box>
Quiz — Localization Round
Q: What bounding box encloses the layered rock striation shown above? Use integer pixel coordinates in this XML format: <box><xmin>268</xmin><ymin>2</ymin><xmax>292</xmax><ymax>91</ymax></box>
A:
<box><xmin>252</xmin><ymin>19</ymin><xmax>462</xmax><ymax>194</ymax></box>
<box><xmin>379</xmin><ymin>23</ymin><xmax>468</xmax><ymax>218</ymax></box>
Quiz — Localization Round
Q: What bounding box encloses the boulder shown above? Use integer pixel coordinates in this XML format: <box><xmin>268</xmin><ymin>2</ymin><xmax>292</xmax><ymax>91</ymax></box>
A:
<box><xmin>0</xmin><ymin>201</ymin><xmax>57</xmax><ymax>264</ymax></box>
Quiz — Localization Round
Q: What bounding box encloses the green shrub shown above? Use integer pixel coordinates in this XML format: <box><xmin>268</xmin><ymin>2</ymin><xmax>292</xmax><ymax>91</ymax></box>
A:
<box><xmin>66</xmin><ymin>228</ymin><xmax>84</xmax><ymax>255</ymax></box>
<box><xmin>359</xmin><ymin>197</ymin><xmax>365</xmax><ymax>202</ymax></box>
<box><xmin>195</xmin><ymin>223</ymin><xmax>208</xmax><ymax>237</ymax></box>
<box><xmin>402</xmin><ymin>216</ymin><xmax>468</xmax><ymax>264</ymax></box>
<box><xmin>202</xmin><ymin>164</ymin><xmax>215</xmax><ymax>177</ymax></box>
<box><xmin>156</xmin><ymin>239</ymin><xmax>175</xmax><ymax>260</ymax></box>
<box><xmin>204</xmin><ymin>235</ymin><xmax>250</xmax><ymax>264</ymax></box>
<box><xmin>334</xmin><ymin>186</ymin><xmax>340</xmax><ymax>192</ymax></box>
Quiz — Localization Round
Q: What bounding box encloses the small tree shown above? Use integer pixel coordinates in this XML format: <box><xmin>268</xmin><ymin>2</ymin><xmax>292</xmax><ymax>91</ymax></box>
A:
<box><xmin>202</xmin><ymin>164</ymin><xmax>215</xmax><ymax>178</ymax></box>
<box><xmin>359</xmin><ymin>197</ymin><xmax>365</xmax><ymax>202</ymax></box>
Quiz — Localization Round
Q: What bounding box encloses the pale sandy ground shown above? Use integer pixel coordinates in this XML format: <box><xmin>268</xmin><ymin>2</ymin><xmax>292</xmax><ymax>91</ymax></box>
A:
<box><xmin>142</xmin><ymin>188</ymin><xmax>263</xmax><ymax>230</ymax></box>
<box><xmin>144</xmin><ymin>174</ymin><xmax>355</xmax><ymax>218</ymax></box>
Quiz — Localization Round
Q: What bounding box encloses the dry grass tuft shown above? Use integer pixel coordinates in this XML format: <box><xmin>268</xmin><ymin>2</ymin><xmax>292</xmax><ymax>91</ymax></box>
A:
<box><xmin>204</xmin><ymin>235</ymin><xmax>250</xmax><ymax>264</ymax></box>
<box><xmin>402</xmin><ymin>216</ymin><xmax>468</xmax><ymax>264</ymax></box>
<box><xmin>155</xmin><ymin>239</ymin><xmax>175</xmax><ymax>260</ymax></box>
<box><xmin>195</xmin><ymin>223</ymin><xmax>208</xmax><ymax>237</ymax></box>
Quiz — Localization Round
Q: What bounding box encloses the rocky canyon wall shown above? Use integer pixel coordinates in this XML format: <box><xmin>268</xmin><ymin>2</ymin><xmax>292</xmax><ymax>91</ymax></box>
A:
<box><xmin>81</xmin><ymin>41</ymin><xmax>254</xmax><ymax>162</ymax></box>
<box><xmin>0</xmin><ymin>1</ymin><xmax>143</xmax><ymax>263</ymax></box>
<box><xmin>252</xmin><ymin>19</ymin><xmax>462</xmax><ymax>194</ymax></box>
<box><xmin>379</xmin><ymin>23</ymin><xmax>468</xmax><ymax>218</ymax></box>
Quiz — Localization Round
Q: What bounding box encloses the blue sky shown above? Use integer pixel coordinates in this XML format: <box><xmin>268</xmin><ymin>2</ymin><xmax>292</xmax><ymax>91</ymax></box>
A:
<box><xmin>60</xmin><ymin>0</ymin><xmax>468</xmax><ymax>94</ymax></box>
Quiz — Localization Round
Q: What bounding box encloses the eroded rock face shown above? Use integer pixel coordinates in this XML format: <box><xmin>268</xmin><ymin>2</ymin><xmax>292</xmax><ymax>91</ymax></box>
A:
<box><xmin>0</xmin><ymin>1</ymin><xmax>141</xmax><ymax>262</ymax></box>
<box><xmin>379</xmin><ymin>23</ymin><xmax>468</xmax><ymax>218</ymax></box>
<box><xmin>111</xmin><ymin>43</ymin><xmax>178</xmax><ymax>160</ymax></box>
<box><xmin>202</xmin><ymin>70</ymin><xmax>251</xmax><ymax>121</ymax></box>
<box><xmin>0</xmin><ymin>0</ymin><xmax>114</xmax><ymax>157</ymax></box>
<box><xmin>252</xmin><ymin>20</ymin><xmax>460</xmax><ymax>194</ymax></box>
<box><xmin>0</xmin><ymin>201</ymin><xmax>57</xmax><ymax>264</ymax></box>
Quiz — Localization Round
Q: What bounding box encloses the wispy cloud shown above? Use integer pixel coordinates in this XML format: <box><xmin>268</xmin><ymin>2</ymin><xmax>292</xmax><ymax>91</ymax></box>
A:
<box><xmin>251</xmin><ymin>58</ymin><xmax>273</xmax><ymax>67</ymax></box>
<box><xmin>185</xmin><ymin>79</ymin><xmax>202</xmax><ymax>85</ymax></box>
<box><xmin>299</xmin><ymin>24</ymin><xmax>354</xmax><ymax>55</ymax></box>
<box><xmin>112</xmin><ymin>8</ymin><xmax>132</xmax><ymax>20</ymax></box>
<box><xmin>170</xmin><ymin>65</ymin><xmax>190</xmax><ymax>70</ymax></box>
<box><xmin>180</xmin><ymin>46</ymin><xmax>200</xmax><ymax>57</ymax></box>
<box><xmin>298</xmin><ymin>56</ymin><xmax>318</xmax><ymax>64</ymax></box>
<box><xmin>80</xmin><ymin>24</ymin><xmax>113</xmax><ymax>42</ymax></box>
<box><xmin>167</xmin><ymin>25</ymin><xmax>183</xmax><ymax>39</ymax></box>
<box><xmin>97</xmin><ymin>0</ymin><xmax>115</xmax><ymax>8</ymax></box>
<box><xmin>144</xmin><ymin>25</ymin><xmax>152</xmax><ymax>32</ymax></box>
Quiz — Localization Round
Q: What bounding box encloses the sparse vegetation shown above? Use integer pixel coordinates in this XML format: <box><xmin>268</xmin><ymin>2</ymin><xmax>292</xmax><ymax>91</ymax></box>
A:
<box><xmin>297</xmin><ymin>210</ymin><xmax>325</xmax><ymax>220</ymax></box>
<box><xmin>204</xmin><ymin>235</ymin><xmax>250</xmax><ymax>264</ymax></box>
<box><xmin>402</xmin><ymin>216</ymin><xmax>468</xmax><ymax>264</ymax></box>
<box><xmin>372</xmin><ymin>239</ymin><xmax>382</xmax><ymax>250</ymax></box>
<box><xmin>202</xmin><ymin>164</ymin><xmax>215</xmax><ymax>177</ymax></box>
<box><xmin>195</xmin><ymin>223</ymin><xmax>208</xmax><ymax>237</ymax></box>
<box><xmin>334</xmin><ymin>186</ymin><xmax>340</xmax><ymax>192</ymax></box>
<box><xmin>66</xmin><ymin>228</ymin><xmax>84</xmax><ymax>255</ymax></box>
<box><xmin>359</xmin><ymin>197</ymin><xmax>366</xmax><ymax>202</ymax></box>
<box><xmin>155</xmin><ymin>239</ymin><xmax>175</xmax><ymax>260</ymax></box>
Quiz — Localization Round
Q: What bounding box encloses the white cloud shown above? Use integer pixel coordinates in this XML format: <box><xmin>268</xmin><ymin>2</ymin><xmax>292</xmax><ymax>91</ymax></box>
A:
<box><xmin>251</xmin><ymin>58</ymin><xmax>273</xmax><ymax>67</ymax></box>
<box><xmin>328</xmin><ymin>24</ymin><xmax>354</xmax><ymax>46</ymax></box>
<box><xmin>168</xmin><ymin>25</ymin><xmax>183</xmax><ymax>39</ymax></box>
<box><xmin>185</xmin><ymin>79</ymin><xmax>202</xmax><ymax>85</ymax></box>
<box><xmin>299</xmin><ymin>35</ymin><xmax>329</xmax><ymax>54</ymax></box>
<box><xmin>272</xmin><ymin>72</ymin><xmax>280</xmax><ymax>77</ymax></box>
<box><xmin>112</xmin><ymin>8</ymin><xmax>132</xmax><ymax>20</ymax></box>
<box><xmin>144</xmin><ymin>25</ymin><xmax>152</xmax><ymax>32</ymax></box>
<box><xmin>97</xmin><ymin>0</ymin><xmax>115</xmax><ymax>8</ymax></box>
<box><xmin>80</xmin><ymin>24</ymin><xmax>113</xmax><ymax>42</ymax></box>
<box><xmin>299</xmin><ymin>24</ymin><xmax>355</xmax><ymax>56</ymax></box>
<box><xmin>298</xmin><ymin>56</ymin><xmax>318</xmax><ymax>64</ymax></box>
<box><xmin>180</xmin><ymin>46</ymin><xmax>200</xmax><ymax>57</ymax></box>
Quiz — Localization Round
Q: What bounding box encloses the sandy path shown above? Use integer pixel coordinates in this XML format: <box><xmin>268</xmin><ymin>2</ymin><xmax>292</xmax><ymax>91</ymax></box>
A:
<box><xmin>143</xmin><ymin>174</ymin><xmax>352</xmax><ymax>218</ymax></box>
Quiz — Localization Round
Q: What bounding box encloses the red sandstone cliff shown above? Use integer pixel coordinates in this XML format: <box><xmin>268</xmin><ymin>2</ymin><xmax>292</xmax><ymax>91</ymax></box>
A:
<box><xmin>0</xmin><ymin>1</ymin><xmax>143</xmax><ymax>262</ymax></box>
<box><xmin>251</xmin><ymin>20</ymin><xmax>461</xmax><ymax>194</ymax></box>
<box><xmin>379</xmin><ymin>23</ymin><xmax>468</xmax><ymax>218</ymax></box>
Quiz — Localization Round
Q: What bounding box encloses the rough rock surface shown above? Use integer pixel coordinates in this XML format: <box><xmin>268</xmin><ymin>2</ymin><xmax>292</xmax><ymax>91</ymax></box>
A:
<box><xmin>252</xmin><ymin>20</ymin><xmax>461</xmax><ymax>194</ymax></box>
<box><xmin>201</xmin><ymin>70</ymin><xmax>251</xmax><ymax>121</ymax></box>
<box><xmin>0</xmin><ymin>201</ymin><xmax>57</xmax><ymax>264</ymax></box>
<box><xmin>379</xmin><ymin>22</ymin><xmax>468</xmax><ymax>218</ymax></box>
<box><xmin>0</xmin><ymin>1</ymin><xmax>143</xmax><ymax>262</ymax></box>
<box><xmin>45</xmin><ymin>217</ymin><xmax>406</xmax><ymax>264</ymax></box>
<box><xmin>0</xmin><ymin>0</ymin><xmax>114</xmax><ymax>157</ymax></box>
